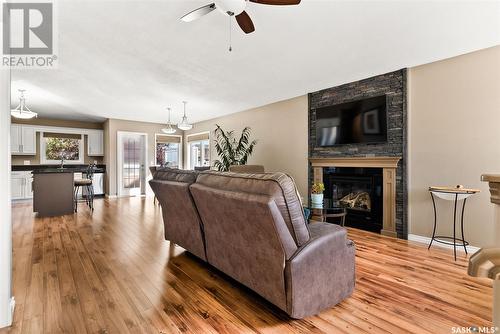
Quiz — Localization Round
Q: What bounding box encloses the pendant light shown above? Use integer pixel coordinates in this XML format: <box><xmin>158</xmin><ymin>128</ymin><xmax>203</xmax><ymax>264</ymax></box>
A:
<box><xmin>161</xmin><ymin>107</ymin><xmax>176</xmax><ymax>134</ymax></box>
<box><xmin>11</xmin><ymin>89</ymin><xmax>38</xmax><ymax>119</ymax></box>
<box><xmin>177</xmin><ymin>101</ymin><xmax>193</xmax><ymax>131</ymax></box>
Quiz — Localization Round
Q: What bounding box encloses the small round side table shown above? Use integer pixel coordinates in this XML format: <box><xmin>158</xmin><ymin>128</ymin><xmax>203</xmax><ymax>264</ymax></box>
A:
<box><xmin>428</xmin><ymin>185</ymin><xmax>480</xmax><ymax>261</ymax></box>
<box><xmin>311</xmin><ymin>206</ymin><xmax>347</xmax><ymax>226</ymax></box>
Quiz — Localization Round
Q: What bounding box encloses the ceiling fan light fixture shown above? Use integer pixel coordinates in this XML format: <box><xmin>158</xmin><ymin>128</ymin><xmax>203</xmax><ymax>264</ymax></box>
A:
<box><xmin>161</xmin><ymin>107</ymin><xmax>177</xmax><ymax>134</ymax></box>
<box><xmin>177</xmin><ymin>101</ymin><xmax>193</xmax><ymax>131</ymax></box>
<box><xmin>215</xmin><ymin>0</ymin><xmax>247</xmax><ymax>16</ymax></box>
<box><xmin>11</xmin><ymin>89</ymin><xmax>38</xmax><ymax>119</ymax></box>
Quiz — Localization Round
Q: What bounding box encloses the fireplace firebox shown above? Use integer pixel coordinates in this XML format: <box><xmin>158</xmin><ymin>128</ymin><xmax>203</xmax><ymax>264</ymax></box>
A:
<box><xmin>323</xmin><ymin>167</ymin><xmax>383</xmax><ymax>233</ymax></box>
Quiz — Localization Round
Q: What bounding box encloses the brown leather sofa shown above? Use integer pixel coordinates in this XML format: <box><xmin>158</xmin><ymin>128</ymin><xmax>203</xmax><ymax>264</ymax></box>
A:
<box><xmin>150</xmin><ymin>168</ymin><xmax>355</xmax><ymax>319</ymax></box>
<box><xmin>229</xmin><ymin>164</ymin><xmax>265</xmax><ymax>173</ymax></box>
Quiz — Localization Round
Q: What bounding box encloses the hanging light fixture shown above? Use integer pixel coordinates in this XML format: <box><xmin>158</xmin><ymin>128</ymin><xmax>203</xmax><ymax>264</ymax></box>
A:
<box><xmin>177</xmin><ymin>101</ymin><xmax>193</xmax><ymax>131</ymax></box>
<box><xmin>161</xmin><ymin>107</ymin><xmax>176</xmax><ymax>134</ymax></box>
<box><xmin>11</xmin><ymin>89</ymin><xmax>38</xmax><ymax>119</ymax></box>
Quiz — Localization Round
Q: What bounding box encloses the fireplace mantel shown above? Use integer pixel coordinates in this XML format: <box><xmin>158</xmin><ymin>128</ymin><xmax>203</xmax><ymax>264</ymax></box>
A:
<box><xmin>310</xmin><ymin>156</ymin><xmax>401</xmax><ymax>238</ymax></box>
<box><xmin>310</xmin><ymin>157</ymin><xmax>400</xmax><ymax>169</ymax></box>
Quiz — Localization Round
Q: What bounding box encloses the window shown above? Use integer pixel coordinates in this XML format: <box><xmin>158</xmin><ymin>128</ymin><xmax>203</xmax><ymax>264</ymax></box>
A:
<box><xmin>40</xmin><ymin>132</ymin><xmax>84</xmax><ymax>164</ymax></box>
<box><xmin>155</xmin><ymin>135</ymin><xmax>181</xmax><ymax>168</ymax></box>
<box><xmin>187</xmin><ymin>132</ymin><xmax>210</xmax><ymax>169</ymax></box>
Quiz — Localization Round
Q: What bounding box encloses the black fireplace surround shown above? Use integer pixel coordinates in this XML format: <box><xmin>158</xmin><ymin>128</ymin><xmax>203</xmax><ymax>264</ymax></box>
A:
<box><xmin>323</xmin><ymin>167</ymin><xmax>383</xmax><ymax>233</ymax></box>
<box><xmin>308</xmin><ymin>69</ymin><xmax>407</xmax><ymax>238</ymax></box>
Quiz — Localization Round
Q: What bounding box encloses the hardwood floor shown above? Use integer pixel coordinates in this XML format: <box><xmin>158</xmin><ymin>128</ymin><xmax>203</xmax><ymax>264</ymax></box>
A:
<box><xmin>2</xmin><ymin>197</ymin><xmax>492</xmax><ymax>334</ymax></box>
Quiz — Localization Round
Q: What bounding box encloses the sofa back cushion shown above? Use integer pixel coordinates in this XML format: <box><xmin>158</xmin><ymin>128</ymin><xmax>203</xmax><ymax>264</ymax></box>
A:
<box><xmin>149</xmin><ymin>168</ymin><xmax>206</xmax><ymax>260</ymax></box>
<box><xmin>153</xmin><ymin>167</ymin><xmax>199</xmax><ymax>183</ymax></box>
<box><xmin>195</xmin><ymin>171</ymin><xmax>310</xmax><ymax>246</ymax></box>
<box><xmin>189</xmin><ymin>183</ymin><xmax>294</xmax><ymax>310</ymax></box>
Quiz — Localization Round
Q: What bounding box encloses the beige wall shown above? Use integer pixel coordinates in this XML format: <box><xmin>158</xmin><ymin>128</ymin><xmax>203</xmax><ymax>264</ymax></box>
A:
<box><xmin>11</xmin><ymin>118</ymin><xmax>105</xmax><ymax>166</ymax></box>
<box><xmin>104</xmin><ymin>118</ymin><xmax>183</xmax><ymax>196</ymax></box>
<box><xmin>408</xmin><ymin>45</ymin><xmax>500</xmax><ymax>247</ymax></box>
<box><xmin>181</xmin><ymin>46</ymin><xmax>500</xmax><ymax>247</ymax></box>
<box><xmin>184</xmin><ymin>95</ymin><xmax>309</xmax><ymax>201</ymax></box>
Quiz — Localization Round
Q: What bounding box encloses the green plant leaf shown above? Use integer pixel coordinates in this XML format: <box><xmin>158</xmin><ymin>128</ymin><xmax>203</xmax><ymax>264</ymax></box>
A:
<box><xmin>213</xmin><ymin>125</ymin><xmax>257</xmax><ymax>171</ymax></box>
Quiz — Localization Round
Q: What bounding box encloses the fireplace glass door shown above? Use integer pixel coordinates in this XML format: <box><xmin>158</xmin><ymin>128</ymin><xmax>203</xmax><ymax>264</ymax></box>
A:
<box><xmin>324</xmin><ymin>167</ymin><xmax>383</xmax><ymax>233</ymax></box>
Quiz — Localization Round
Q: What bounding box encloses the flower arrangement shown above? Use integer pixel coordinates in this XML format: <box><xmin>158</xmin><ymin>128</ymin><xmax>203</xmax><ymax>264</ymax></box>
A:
<box><xmin>310</xmin><ymin>182</ymin><xmax>325</xmax><ymax>209</ymax></box>
<box><xmin>311</xmin><ymin>182</ymin><xmax>325</xmax><ymax>194</ymax></box>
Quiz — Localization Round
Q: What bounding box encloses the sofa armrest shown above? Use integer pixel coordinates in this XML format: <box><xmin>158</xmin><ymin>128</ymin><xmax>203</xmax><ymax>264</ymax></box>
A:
<box><xmin>285</xmin><ymin>223</ymin><xmax>355</xmax><ymax>318</ymax></box>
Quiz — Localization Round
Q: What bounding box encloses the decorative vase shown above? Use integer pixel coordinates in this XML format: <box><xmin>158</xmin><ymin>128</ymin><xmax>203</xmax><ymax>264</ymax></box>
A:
<box><xmin>311</xmin><ymin>193</ymin><xmax>324</xmax><ymax>209</ymax></box>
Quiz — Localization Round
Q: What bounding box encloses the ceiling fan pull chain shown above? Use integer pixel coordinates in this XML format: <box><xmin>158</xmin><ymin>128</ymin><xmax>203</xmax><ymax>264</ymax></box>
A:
<box><xmin>229</xmin><ymin>15</ymin><xmax>232</xmax><ymax>52</ymax></box>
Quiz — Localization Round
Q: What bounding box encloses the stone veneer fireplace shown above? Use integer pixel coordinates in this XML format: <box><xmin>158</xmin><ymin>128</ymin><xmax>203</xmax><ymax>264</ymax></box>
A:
<box><xmin>309</xmin><ymin>69</ymin><xmax>407</xmax><ymax>238</ymax></box>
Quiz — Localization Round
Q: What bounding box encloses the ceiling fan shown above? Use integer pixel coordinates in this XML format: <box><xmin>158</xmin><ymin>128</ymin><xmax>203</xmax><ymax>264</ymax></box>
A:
<box><xmin>181</xmin><ymin>0</ymin><xmax>301</xmax><ymax>34</ymax></box>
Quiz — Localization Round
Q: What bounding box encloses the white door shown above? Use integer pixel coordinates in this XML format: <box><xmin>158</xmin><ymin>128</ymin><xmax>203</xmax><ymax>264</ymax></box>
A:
<box><xmin>118</xmin><ymin>132</ymin><xmax>147</xmax><ymax>197</ymax></box>
<box><xmin>10</xmin><ymin>125</ymin><xmax>21</xmax><ymax>154</ymax></box>
<box><xmin>21</xmin><ymin>127</ymin><xmax>36</xmax><ymax>154</ymax></box>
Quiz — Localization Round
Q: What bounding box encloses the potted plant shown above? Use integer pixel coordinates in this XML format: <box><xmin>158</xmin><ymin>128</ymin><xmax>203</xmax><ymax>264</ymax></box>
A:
<box><xmin>311</xmin><ymin>182</ymin><xmax>325</xmax><ymax>209</ymax></box>
<box><xmin>213</xmin><ymin>124</ymin><xmax>257</xmax><ymax>172</ymax></box>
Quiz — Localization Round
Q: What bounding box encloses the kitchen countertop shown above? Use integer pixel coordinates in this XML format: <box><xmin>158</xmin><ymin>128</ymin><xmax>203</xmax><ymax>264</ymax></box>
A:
<box><xmin>32</xmin><ymin>168</ymin><xmax>76</xmax><ymax>174</ymax></box>
<box><xmin>13</xmin><ymin>164</ymin><xmax>106</xmax><ymax>173</ymax></box>
<box><xmin>31</xmin><ymin>167</ymin><xmax>106</xmax><ymax>174</ymax></box>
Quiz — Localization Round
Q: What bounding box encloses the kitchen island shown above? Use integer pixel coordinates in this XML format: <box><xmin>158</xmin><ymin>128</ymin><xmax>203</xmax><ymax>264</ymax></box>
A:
<box><xmin>12</xmin><ymin>164</ymin><xmax>106</xmax><ymax>201</ymax></box>
<box><xmin>32</xmin><ymin>168</ymin><xmax>75</xmax><ymax>217</ymax></box>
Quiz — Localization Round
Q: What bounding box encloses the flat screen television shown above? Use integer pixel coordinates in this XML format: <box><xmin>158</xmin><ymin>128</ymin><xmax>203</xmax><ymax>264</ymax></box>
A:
<box><xmin>315</xmin><ymin>95</ymin><xmax>387</xmax><ymax>146</ymax></box>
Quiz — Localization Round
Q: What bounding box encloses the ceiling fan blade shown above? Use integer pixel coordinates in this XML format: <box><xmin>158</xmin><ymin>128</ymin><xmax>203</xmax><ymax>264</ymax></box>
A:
<box><xmin>249</xmin><ymin>0</ymin><xmax>300</xmax><ymax>5</ymax></box>
<box><xmin>235</xmin><ymin>11</ymin><xmax>255</xmax><ymax>34</ymax></box>
<box><xmin>180</xmin><ymin>3</ymin><xmax>216</xmax><ymax>22</ymax></box>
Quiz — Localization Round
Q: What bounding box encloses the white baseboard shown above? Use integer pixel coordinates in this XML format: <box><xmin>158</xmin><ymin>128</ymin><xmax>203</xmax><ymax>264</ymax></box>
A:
<box><xmin>8</xmin><ymin>297</ymin><xmax>14</xmax><ymax>327</ymax></box>
<box><xmin>408</xmin><ymin>234</ymin><xmax>480</xmax><ymax>254</ymax></box>
<box><xmin>105</xmin><ymin>194</ymin><xmax>117</xmax><ymax>199</ymax></box>
<box><xmin>0</xmin><ymin>297</ymin><xmax>15</xmax><ymax>329</ymax></box>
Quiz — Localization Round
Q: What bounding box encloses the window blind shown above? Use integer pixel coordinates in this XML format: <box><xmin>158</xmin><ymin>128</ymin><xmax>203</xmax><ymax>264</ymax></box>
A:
<box><xmin>42</xmin><ymin>132</ymin><xmax>82</xmax><ymax>140</ymax></box>
<box><xmin>156</xmin><ymin>135</ymin><xmax>181</xmax><ymax>144</ymax></box>
<box><xmin>187</xmin><ymin>132</ymin><xmax>209</xmax><ymax>142</ymax></box>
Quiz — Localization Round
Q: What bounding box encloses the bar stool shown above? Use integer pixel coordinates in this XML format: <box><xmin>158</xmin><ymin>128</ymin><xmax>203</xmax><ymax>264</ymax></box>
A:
<box><xmin>74</xmin><ymin>164</ymin><xmax>95</xmax><ymax>212</ymax></box>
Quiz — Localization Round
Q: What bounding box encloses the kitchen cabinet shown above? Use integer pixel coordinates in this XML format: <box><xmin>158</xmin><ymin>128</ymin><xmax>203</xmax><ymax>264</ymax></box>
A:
<box><xmin>11</xmin><ymin>125</ymin><xmax>36</xmax><ymax>155</ymax></box>
<box><xmin>33</xmin><ymin>170</ymin><xmax>74</xmax><ymax>217</ymax></box>
<box><xmin>10</xmin><ymin>125</ymin><xmax>21</xmax><ymax>154</ymax></box>
<box><xmin>11</xmin><ymin>171</ymin><xmax>33</xmax><ymax>200</ymax></box>
<box><xmin>87</xmin><ymin>131</ymin><xmax>104</xmax><ymax>156</ymax></box>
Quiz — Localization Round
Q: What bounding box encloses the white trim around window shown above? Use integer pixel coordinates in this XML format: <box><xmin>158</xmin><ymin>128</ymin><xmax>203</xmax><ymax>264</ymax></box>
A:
<box><xmin>186</xmin><ymin>131</ymin><xmax>211</xmax><ymax>170</ymax></box>
<box><xmin>154</xmin><ymin>133</ymin><xmax>183</xmax><ymax>169</ymax></box>
<box><xmin>39</xmin><ymin>132</ymin><xmax>85</xmax><ymax>165</ymax></box>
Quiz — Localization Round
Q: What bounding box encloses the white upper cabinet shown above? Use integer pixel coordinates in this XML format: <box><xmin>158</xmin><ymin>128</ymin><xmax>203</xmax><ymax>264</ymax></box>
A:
<box><xmin>11</xmin><ymin>124</ymin><xmax>36</xmax><ymax>155</ymax></box>
<box><xmin>87</xmin><ymin>131</ymin><xmax>104</xmax><ymax>156</ymax></box>
<box><xmin>11</xmin><ymin>124</ymin><xmax>104</xmax><ymax>157</ymax></box>
<box><xmin>21</xmin><ymin>126</ymin><xmax>36</xmax><ymax>155</ymax></box>
<box><xmin>10</xmin><ymin>124</ymin><xmax>21</xmax><ymax>154</ymax></box>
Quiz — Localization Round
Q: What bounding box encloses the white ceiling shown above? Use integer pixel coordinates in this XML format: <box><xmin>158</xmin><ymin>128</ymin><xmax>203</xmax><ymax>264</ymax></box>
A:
<box><xmin>11</xmin><ymin>0</ymin><xmax>500</xmax><ymax>124</ymax></box>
